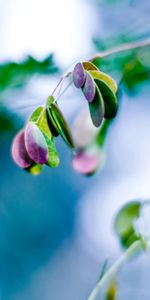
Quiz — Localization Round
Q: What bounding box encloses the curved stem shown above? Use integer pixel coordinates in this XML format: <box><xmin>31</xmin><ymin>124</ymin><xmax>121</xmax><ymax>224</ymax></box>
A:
<box><xmin>51</xmin><ymin>77</ymin><xmax>64</xmax><ymax>96</ymax></box>
<box><xmin>56</xmin><ymin>78</ymin><xmax>73</xmax><ymax>101</ymax></box>
<box><xmin>90</xmin><ymin>38</ymin><xmax>150</xmax><ymax>61</ymax></box>
<box><xmin>96</xmin><ymin>119</ymin><xmax>112</xmax><ymax>147</ymax></box>
<box><xmin>51</xmin><ymin>72</ymin><xmax>72</xmax><ymax>97</ymax></box>
<box><xmin>88</xmin><ymin>240</ymin><xmax>143</xmax><ymax>300</ymax></box>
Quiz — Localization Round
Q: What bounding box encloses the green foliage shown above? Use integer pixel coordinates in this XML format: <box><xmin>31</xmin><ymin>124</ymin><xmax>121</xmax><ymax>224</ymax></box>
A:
<box><xmin>30</xmin><ymin>105</ymin><xmax>60</xmax><ymax>169</ymax></box>
<box><xmin>36</xmin><ymin>109</ymin><xmax>52</xmax><ymax>140</ymax></box>
<box><xmin>45</xmin><ymin>135</ymin><xmax>60</xmax><ymax>168</ymax></box>
<box><xmin>114</xmin><ymin>201</ymin><xmax>141</xmax><ymax>249</ymax></box>
<box><xmin>89</xmin><ymin>70</ymin><xmax>117</xmax><ymax>94</ymax></box>
<box><xmin>95</xmin><ymin>79</ymin><xmax>118</xmax><ymax>119</ymax></box>
<box><xmin>12</xmin><ymin>103</ymin><xmax>60</xmax><ymax>174</ymax></box>
<box><xmin>46</xmin><ymin>102</ymin><xmax>75</xmax><ymax>149</ymax></box>
<box><xmin>82</xmin><ymin>61</ymin><xmax>99</xmax><ymax>71</ymax></box>
<box><xmin>123</xmin><ymin>58</ymin><xmax>150</xmax><ymax>91</ymax></box>
<box><xmin>0</xmin><ymin>54</ymin><xmax>59</xmax><ymax>93</ymax></box>
<box><xmin>89</xmin><ymin>86</ymin><xmax>105</xmax><ymax>127</ymax></box>
<box><xmin>29</xmin><ymin>106</ymin><xmax>43</xmax><ymax>123</ymax></box>
<box><xmin>93</xmin><ymin>36</ymin><xmax>150</xmax><ymax>93</ymax></box>
<box><xmin>0</xmin><ymin>105</ymin><xmax>23</xmax><ymax>133</ymax></box>
<box><xmin>96</xmin><ymin>119</ymin><xmax>112</xmax><ymax>146</ymax></box>
<box><xmin>99</xmin><ymin>259</ymin><xmax>109</xmax><ymax>280</ymax></box>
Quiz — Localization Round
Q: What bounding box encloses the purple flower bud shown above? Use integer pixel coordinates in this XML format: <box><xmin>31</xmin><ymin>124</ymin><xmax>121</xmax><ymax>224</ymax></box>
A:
<box><xmin>25</xmin><ymin>122</ymin><xmax>48</xmax><ymax>164</ymax></box>
<box><xmin>73</xmin><ymin>62</ymin><xmax>86</xmax><ymax>88</ymax></box>
<box><xmin>11</xmin><ymin>130</ymin><xmax>33</xmax><ymax>168</ymax></box>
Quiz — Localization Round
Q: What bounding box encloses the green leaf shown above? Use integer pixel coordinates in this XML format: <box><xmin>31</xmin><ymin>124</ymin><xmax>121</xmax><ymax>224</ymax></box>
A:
<box><xmin>114</xmin><ymin>201</ymin><xmax>141</xmax><ymax>249</ymax></box>
<box><xmin>30</xmin><ymin>106</ymin><xmax>53</xmax><ymax>140</ymax></box>
<box><xmin>89</xmin><ymin>70</ymin><xmax>117</xmax><ymax>94</ymax></box>
<box><xmin>89</xmin><ymin>85</ymin><xmax>105</xmax><ymax>127</ymax></box>
<box><xmin>99</xmin><ymin>259</ymin><xmax>109</xmax><ymax>280</ymax></box>
<box><xmin>37</xmin><ymin>109</ymin><xmax>52</xmax><ymax>140</ymax></box>
<box><xmin>36</xmin><ymin>109</ymin><xmax>60</xmax><ymax>167</ymax></box>
<box><xmin>46</xmin><ymin>97</ymin><xmax>59</xmax><ymax>137</ymax></box>
<box><xmin>29</xmin><ymin>105</ymin><xmax>60</xmax><ymax>168</ymax></box>
<box><xmin>29</xmin><ymin>106</ymin><xmax>43</xmax><ymax>122</ymax></box>
<box><xmin>93</xmin><ymin>35</ymin><xmax>150</xmax><ymax>94</ymax></box>
<box><xmin>46</xmin><ymin>109</ymin><xmax>59</xmax><ymax>137</ymax></box>
<box><xmin>47</xmin><ymin>102</ymin><xmax>75</xmax><ymax>149</ymax></box>
<box><xmin>95</xmin><ymin>79</ymin><xmax>118</xmax><ymax>119</ymax></box>
<box><xmin>46</xmin><ymin>95</ymin><xmax>55</xmax><ymax>106</ymax></box>
<box><xmin>82</xmin><ymin>61</ymin><xmax>99</xmax><ymax>71</ymax></box>
<box><xmin>0</xmin><ymin>54</ymin><xmax>59</xmax><ymax>93</ymax></box>
<box><xmin>44</xmin><ymin>135</ymin><xmax>60</xmax><ymax>168</ymax></box>
<box><xmin>123</xmin><ymin>58</ymin><xmax>150</xmax><ymax>91</ymax></box>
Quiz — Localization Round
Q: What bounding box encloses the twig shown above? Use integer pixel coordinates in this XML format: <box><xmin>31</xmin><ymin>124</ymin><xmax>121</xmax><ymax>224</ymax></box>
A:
<box><xmin>90</xmin><ymin>38</ymin><xmax>150</xmax><ymax>61</ymax></box>
<box><xmin>88</xmin><ymin>240</ymin><xmax>143</xmax><ymax>300</ymax></box>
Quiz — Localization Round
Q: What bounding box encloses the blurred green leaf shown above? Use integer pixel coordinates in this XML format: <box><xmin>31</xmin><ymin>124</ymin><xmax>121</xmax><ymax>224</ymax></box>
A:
<box><xmin>114</xmin><ymin>201</ymin><xmax>141</xmax><ymax>249</ymax></box>
<box><xmin>99</xmin><ymin>259</ymin><xmax>109</xmax><ymax>280</ymax></box>
<box><xmin>105</xmin><ymin>280</ymin><xmax>117</xmax><ymax>300</ymax></box>
<box><xmin>0</xmin><ymin>105</ymin><xmax>23</xmax><ymax>133</ymax></box>
<box><xmin>123</xmin><ymin>57</ymin><xmax>150</xmax><ymax>91</ymax></box>
<box><xmin>96</xmin><ymin>119</ymin><xmax>111</xmax><ymax>146</ymax></box>
<box><xmin>0</xmin><ymin>54</ymin><xmax>59</xmax><ymax>93</ymax></box>
<box><xmin>93</xmin><ymin>36</ymin><xmax>150</xmax><ymax>93</ymax></box>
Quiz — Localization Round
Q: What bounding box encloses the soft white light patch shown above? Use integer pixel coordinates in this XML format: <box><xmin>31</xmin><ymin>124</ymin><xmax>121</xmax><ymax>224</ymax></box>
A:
<box><xmin>0</xmin><ymin>0</ymin><xmax>99</xmax><ymax>66</ymax></box>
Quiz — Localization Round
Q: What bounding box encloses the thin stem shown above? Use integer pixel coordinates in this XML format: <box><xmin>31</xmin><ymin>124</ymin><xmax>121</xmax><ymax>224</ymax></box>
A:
<box><xmin>96</xmin><ymin>119</ymin><xmax>112</xmax><ymax>147</ymax></box>
<box><xmin>90</xmin><ymin>38</ymin><xmax>150</xmax><ymax>61</ymax></box>
<box><xmin>51</xmin><ymin>72</ymin><xmax>72</xmax><ymax>97</ymax></box>
<box><xmin>56</xmin><ymin>79</ymin><xmax>73</xmax><ymax>101</ymax></box>
<box><xmin>88</xmin><ymin>240</ymin><xmax>143</xmax><ymax>300</ymax></box>
<box><xmin>51</xmin><ymin>77</ymin><xmax>64</xmax><ymax>96</ymax></box>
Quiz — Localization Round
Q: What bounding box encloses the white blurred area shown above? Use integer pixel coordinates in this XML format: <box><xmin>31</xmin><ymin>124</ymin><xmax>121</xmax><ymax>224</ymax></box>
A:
<box><xmin>0</xmin><ymin>0</ymin><xmax>99</xmax><ymax>66</ymax></box>
<box><xmin>0</xmin><ymin>0</ymin><xmax>100</xmax><ymax>119</ymax></box>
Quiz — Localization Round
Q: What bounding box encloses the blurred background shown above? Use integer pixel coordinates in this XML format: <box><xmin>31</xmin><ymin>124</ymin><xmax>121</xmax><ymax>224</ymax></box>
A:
<box><xmin>0</xmin><ymin>0</ymin><xmax>150</xmax><ymax>299</ymax></box>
